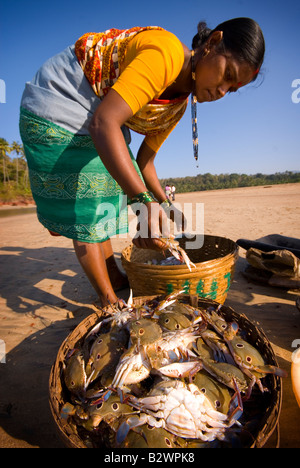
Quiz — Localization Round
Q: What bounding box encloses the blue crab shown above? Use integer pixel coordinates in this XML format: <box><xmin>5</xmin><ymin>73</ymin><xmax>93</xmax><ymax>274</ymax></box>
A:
<box><xmin>85</xmin><ymin>326</ymin><xmax>128</xmax><ymax>387</ymax></box>
<box><xmin>158</xmin><ymin>237</ymin><xmax>196</xmax><ymax>272</ymax></box>
<box><xmin>223</xmin><ymin>322</ymin><xmax>288</xmax><ymax>392</ymax></box>
<box><xmin>63</xmin><ymin>349</ymin><xmax>89</xmax><ymax>397</ymax></box>
<box><xmin>111</xmin><ymin>320</ymin><xmax>202</xmax><ymax>388</ymax></box>
<box><xmin>193</xmin><ymin>337</ymin><xmax>249</xmax><ymax>393</ymax></box>
<box><xmin>120</xmin><ymin>424</ymin><xmax>181</xmax><ymax>448</ymax></box>
<box><xmin>123</xmin><ymin>379</ymin><xmax>239</xmax><ymax>443</ymax></box>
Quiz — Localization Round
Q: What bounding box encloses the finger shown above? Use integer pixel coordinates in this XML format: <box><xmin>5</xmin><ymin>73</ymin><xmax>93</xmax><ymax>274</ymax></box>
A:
<box><xmin>159</xmin><ymin>210</ymin><xmax>170</xmax><ymax>238</ymax></box>
<box><xmin>132</xmin><ymin>236</ymin><xmax>148</xmax><ymax>249</ymax></box>
<box><xmin>133</xmin><ymin>236</ymin><xmax>167</xmax><ymax>252</ymax></box>
<box><xmin>148</xmin><ymin>203</ymin><xmax>162</xmax><ymax>239</ymax></box>
<box><xmin>175</xmin><ymin>212</ymin><xmax>187</xmax><ymax>231</ymax></box>
<box><xmin>151</xmin><ymin>237</ymin><xmax>168</xmax><ymax>251</ymax></box>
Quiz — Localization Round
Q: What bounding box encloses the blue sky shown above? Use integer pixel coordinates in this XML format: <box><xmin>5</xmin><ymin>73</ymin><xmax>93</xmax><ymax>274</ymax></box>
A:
<box><xmin>1</xmin><ymin>0</ymin><xmax>299</xmax><ymax>178</ymax></box>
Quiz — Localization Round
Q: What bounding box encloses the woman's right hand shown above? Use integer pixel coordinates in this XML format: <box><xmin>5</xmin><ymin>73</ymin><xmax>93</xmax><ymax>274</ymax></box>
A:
<box><xmin>132</xmin><ymin>202</ymin><xmax>171</xmax><ymax>251</ymax></box>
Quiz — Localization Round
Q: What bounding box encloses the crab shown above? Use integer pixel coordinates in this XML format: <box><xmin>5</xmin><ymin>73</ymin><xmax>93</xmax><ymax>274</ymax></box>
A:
<box><xmin>191</xmin><ymin>370</ymin><xmax>243</xmax><ymax>423</ymax></box>
<box><xmin>111</xmin><ymin>316</ymin><xmax>205</xmax><ymax>389</ymax></box>
<box><xmin>63</xmin><ymin>349</ymin><xmax>89</xmax><ymax>398</ymax></box>
<box><xmin>85</xmin><ymin>326</ymin><xmax>128</xmax><ymax>386</ymax></box>
<box><xmin>122</xmin><ymin>379</ymin><xmax>239</xmax><ymax>443</ymax></box>
<box><xmin>158</xmin><ymin>237</ymin><xmax>196</xmax><ymax>272</ymax></box>
<box><xmin>192</xmin><ymin>337</ymin><xmax>249</xmax><ymax>393</ymax></box>
<box><xmin>65</xmin><ymin>391</ymin><xmax>140</xmax><ymax>448</ymax></box>
<box><xmin>197</xmin><ymin>305</ymin><xmax>287</xmax><ymax>393</ymax></box>
<box><xmin>157</xmin><ymin>310</ymin><xmax>192</xmax><ymax>331</ymax></box>
<box><xmin>120</xmin><ymin>424</ymin><xmax>181</xmax><ymax>448</ymax></box>
<box><xmin>223</xmin><ymin>322</ymin><xmax>288</xmax><ymax>392</ymax></box>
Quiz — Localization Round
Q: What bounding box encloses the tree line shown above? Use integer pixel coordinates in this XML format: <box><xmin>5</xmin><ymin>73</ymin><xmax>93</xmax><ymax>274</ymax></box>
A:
<box><xmin>0</xmin><ymin>138</ymin><xmax>299</xmax><ymax>202</ymax></box>
<box><xmin>160</xmin><ymin>171</ymin><xmax>300</xmax><ymax>193</ymax></box>
<box><xmin>0</xmin><ymin>138</ymin><xmax>31</xmax><ymax>201</ymax></box>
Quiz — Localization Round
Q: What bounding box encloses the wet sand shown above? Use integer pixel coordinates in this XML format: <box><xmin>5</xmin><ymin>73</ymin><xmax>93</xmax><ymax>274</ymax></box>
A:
<box><xmin>0</xmin><ymin>183</ymin><xmax>299</xmax><ymax>448</ymax></box>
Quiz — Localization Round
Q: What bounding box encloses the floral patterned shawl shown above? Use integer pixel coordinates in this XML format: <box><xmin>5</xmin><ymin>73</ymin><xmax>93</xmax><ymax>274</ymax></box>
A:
<box><xmin>75</xmin><ymin>27</ymin><xmax>187</xmax><ymax>136</ymax></box>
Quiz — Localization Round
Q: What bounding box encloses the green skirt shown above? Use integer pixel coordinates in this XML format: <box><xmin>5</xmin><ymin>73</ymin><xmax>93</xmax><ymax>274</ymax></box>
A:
<box><xmin>19</xmin><ymin>107</ymin><xmax>142</xmax><ymax>243</ymax></box>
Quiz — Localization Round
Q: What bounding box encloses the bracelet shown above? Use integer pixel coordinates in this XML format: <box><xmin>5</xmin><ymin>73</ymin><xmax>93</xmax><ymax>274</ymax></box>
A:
<box><xmin>128</xmin><ymin>191</ymin><xmax>156</xmax><ymax>205</ymax></box>
<box><xmin>160</xmin><ymin>198</ymin><xmax>173</xmax><ymax>212</ymax></box>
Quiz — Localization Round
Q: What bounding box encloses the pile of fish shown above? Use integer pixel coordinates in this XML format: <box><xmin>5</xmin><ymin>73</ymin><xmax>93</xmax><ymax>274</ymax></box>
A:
<box><xmin>61</xmin><ymin>291</ymin><xmax>286</xmax><ymax>448</ymax></box>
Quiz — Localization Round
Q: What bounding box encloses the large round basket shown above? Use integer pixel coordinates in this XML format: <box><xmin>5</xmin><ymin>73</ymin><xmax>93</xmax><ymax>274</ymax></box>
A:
<box><xmin>49</xmin><ymin>295</ymin><xmax>282</xmax><ymax>449</ymax></box>
<box><xmin>121</xmin><ymin>235</ymin><xmax>239</xmax><ymax>304</ymax></box>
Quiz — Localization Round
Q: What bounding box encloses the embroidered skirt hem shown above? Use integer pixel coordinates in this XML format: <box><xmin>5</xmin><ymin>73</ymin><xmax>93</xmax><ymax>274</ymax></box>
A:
<box><xmin>19</xmin><ymin>107</ymin><xmax>141</xmax><ymax>243</ymax></box>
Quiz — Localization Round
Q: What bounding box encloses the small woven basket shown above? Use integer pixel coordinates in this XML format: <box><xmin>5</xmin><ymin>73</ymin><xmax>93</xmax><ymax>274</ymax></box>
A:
<box><xmin>49</xmin><ymin>295</ymin><xmax>282</xmax><ymax>449</ymax></box>
<box><xmin>121</xmin><ymin>235</ymin><xmax>239</xmax><ymax>304</ymax></box>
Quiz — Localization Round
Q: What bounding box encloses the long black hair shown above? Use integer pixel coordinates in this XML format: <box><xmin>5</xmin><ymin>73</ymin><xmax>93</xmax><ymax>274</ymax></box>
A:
<box><xmin>192</xmin><ymin>18</ymin><xmax>265</xmax><ymax>81</ymax></box>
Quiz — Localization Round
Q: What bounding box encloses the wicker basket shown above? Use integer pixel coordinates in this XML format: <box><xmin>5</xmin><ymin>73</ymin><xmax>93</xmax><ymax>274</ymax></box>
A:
<box><xmin>49</xmin><ymin>295</ymin><xmax>282</xmax><ymax>449</ymax></box>
<box><xmin>121</xmin><ymin>235</ymin><xmax>239</xmax><ymax>304</ymax></box>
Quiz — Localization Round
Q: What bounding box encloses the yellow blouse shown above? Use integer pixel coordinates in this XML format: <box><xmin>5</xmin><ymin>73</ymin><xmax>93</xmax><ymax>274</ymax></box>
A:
<box><xmin>113</xmin><ymin>29</ymin><xmax>186</xmax><ymax>152</ymax></box>
<box><xmin>75</xmin><ymin>28</ymin><xmax>186</xmax><ymax>153</ymax></box>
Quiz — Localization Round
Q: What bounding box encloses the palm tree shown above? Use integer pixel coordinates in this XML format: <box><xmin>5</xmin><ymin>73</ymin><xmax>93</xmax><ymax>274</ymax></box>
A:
<box><xmin>11</xmin><ymin>141</ymin><xmax>23</xmax><ymax>188</ymax></box>
<box><xmin>0</xmin><ymin>138</ymin><xmax>11</xmax><ymax>185</ymax></box>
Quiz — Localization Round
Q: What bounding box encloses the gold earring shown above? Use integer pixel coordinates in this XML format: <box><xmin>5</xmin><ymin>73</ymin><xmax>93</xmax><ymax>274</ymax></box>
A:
<box><xmin>191</xmin><ymin>50</ymin><xmax>196</xmax><ymax>81</ymax></box>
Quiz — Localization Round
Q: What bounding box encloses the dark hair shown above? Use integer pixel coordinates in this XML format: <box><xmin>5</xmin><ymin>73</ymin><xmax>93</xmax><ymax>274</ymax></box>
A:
<box><xmin>192</xmin><ymin>18</ymin><xmax>265</xmax><ymax>80</ymax></box>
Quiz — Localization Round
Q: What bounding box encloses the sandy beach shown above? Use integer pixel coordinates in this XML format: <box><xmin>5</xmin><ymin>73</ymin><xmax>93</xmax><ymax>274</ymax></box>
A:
<box><xmin>0</xmin><ymin>183</ymin><xmax>299</xmax><ymax>448</ymax></box>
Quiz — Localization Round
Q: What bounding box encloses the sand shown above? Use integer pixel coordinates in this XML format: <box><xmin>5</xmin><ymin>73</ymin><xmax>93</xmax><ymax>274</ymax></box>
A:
<box><xmin>0</xmin><ymin>183</ymin><xmax>299</xmax><ymax>448</ymax></box>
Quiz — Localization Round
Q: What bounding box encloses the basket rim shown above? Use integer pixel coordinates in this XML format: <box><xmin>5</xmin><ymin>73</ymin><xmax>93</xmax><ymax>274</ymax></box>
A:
<box><xmin>121</xmin><ymin>236</ymin><xmax>239</xmax><ymax>269</ymax></box>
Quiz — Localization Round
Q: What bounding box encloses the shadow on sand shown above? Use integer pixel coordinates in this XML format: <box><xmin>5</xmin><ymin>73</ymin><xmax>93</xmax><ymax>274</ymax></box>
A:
<box><xmin>0</xmin><ymin>244</ymin><xmax>129</xmax><ymax>447</ymax></box>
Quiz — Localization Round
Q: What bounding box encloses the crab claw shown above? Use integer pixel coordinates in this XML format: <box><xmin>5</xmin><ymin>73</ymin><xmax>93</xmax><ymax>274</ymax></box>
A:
<box><xmin>153</xmin><ymin>289</ymin><xmax>186</xmax><ymax>313</ymax></box>
<box><xmin>91</xmin><ymin>388</ymin><xmax>113</xmax><ymax>405</ymax></box>
<box><xmin>117</xmin><ymin>387</ymin><xmax>132</xmax><ymax>404</ymax></box>
<box><xmin>223</xmin><ymin>322</ymin><xmax>239</xmax><ymax>341</ymax></box>
<box><xmin>176</xmin><ymin>247</ymin><xmax>196</xmax><ymax>272</ymax></box>
<box><xmin>60</xmin><ymin>402</ymin><xmax>76</xmax><ymax>420</ymax></box>
<box><xmin>227</xmin><ymin>379</ymin><xmax>243</xmax><ymax>424</ymax></box>
<box><xmin>158</xmin><ymin>360</ymin><xmax>202</xmax><ymax>379</ymax></box>
<box><xmin>254</xmin><ymin>364</ymin><xmax>288</xmax><ymax>378</ymax></box>
<box><xmin>116</xmin><ymin>415</ymin><xmax>146</xmax><ymax>445</ymax></box>
<box><xmin>127</xmin><ymin>289</ymin><xmax>133</xmax><ymax>308</ymax></box>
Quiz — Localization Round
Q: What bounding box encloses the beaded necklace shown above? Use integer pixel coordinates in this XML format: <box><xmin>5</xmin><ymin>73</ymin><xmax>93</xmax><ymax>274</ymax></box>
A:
<box><xmin>191</xmin><ymin>50</ymin><xmax>198</xmax><ymax>166</ymax></box>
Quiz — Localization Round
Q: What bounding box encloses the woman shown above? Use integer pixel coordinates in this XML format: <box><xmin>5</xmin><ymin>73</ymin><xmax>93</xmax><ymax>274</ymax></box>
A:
<box><xmin>19</xmin><ymin>18</ymin><xmax>265</xmax><ymax>307</ymax></box>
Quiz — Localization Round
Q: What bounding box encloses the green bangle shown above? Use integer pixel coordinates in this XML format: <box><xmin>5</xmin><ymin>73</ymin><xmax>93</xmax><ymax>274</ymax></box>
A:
<box><xmin>128</xmin><ymin>191</ymin><xmax>156</xmax><ymax>205</ymax></box>
<box><xmin>161</xmin><ymin>198</ymin><xmax>173</xmax><ymax>212</ymax></box>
